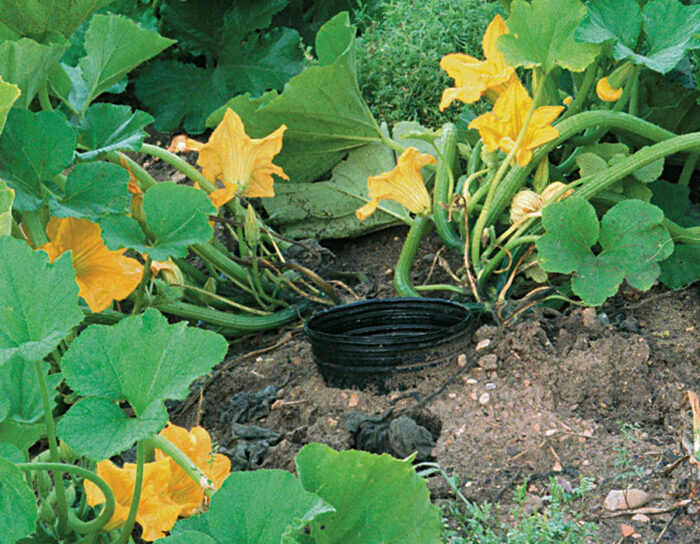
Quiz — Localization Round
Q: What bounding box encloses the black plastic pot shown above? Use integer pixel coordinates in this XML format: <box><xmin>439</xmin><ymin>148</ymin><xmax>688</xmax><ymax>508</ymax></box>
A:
<box><xmin>305</xmin><ymin>298</ymin><xmax>472</xmax><ymax>390</ymax></box>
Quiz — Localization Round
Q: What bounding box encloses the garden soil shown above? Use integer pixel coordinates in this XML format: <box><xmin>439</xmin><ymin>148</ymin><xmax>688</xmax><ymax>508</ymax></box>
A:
<box><xmin>166</xmin><ymin>224</ymin><xmax>700</xmax><ymax>544</ymax></box>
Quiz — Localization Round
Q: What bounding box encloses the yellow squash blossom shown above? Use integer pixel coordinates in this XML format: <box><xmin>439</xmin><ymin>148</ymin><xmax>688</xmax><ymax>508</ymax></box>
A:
<box><xmin>84</xmin><ymin>459</ymin><xmax>181</xmax><ymax>541</ymax></box>
<box><xmin>39</xmin><ymin>217</ymin><xmax>143</xmax><ymax>313</ymax></box>
<box><xmin>355</xmin><ymin>147</ymin><xmax>436</xmax><ymax>220</ymax></box>
<box><xmin>596</xmin><ymin>77</ymin><xmax>623</xmax><ymax>102</ymax></box>
<box><xmin>439</xmin><ymin>15</ymin><xmax>515</xmax><ymax>110</ymax></box>
<box><xmin>177</xmin><ymin>109</ymin><xmax>288</xmax><ymax>207</ymax></box>
<box><xmin>468</xmin><ymin>80</ymin><xmax>564</xmax><ymax>167</ymax></box>
<box><xmin>155</xmin><ymin>423</ymin><xmax>231</xmax><ymax>517</ymax></box>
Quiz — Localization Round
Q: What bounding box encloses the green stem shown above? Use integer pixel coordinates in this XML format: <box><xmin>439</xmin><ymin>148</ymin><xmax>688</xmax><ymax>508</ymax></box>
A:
<box><xmin>628</xmin><ymin>70</ymin><xmax>640</xmax><ymax>117</ymax></box>
<box><xmin>39</xmin><ymin>82</ymin><xmax>53</xmax><ymax>111</ymax></box>
<box><xmin>158</xmin><ymin>300</ymin><xmax>305</xmax><ymax>331</ymax></box>
<box><xmin>115</xmin><ymin>442</ymin><xmax>145</xmax><ymax>544</ymax></box>
<box><xmin>104</xmin><ymin>152</ymin><xmax>156</xmax><ymax>190</ymax></box>
<box><xmin>558</xmin><ymin>61</ymin><xmax>597</xmax><ymax>122</ymax></box>
<box><xmin>23</xmin><ymin>209</ymin><xmax>48</xmax><ymax>246</ymax></box>
<box><xmin>432</xmin><ymin>123</ymin><xmax>462</xmax><ymax>251</ymax></box>
<box><xmin>378</xmin><ymin>131</ymin><xmax>407</xmax><ymax>155</ymax></box>
<box><xmin>394</xmin><ymin>215</ymin><xmax>433</xmax><ymax>297</ymax></box>
<box><xmin>140</xmin><ymin>144</ymin><xmax>212</xmax><ymax>190</ymax></box>
<box><xmin>479</xmin><ymin>234</ymin><xmax>540</xmax><ymax>283</ymax></box>
<box><xmin>467</xmin><ymin>140</ymin><xmax>483</xmax><ymax>177</ymax></box>
<box><xmin>172</xmin><ymin>283</ymin><xmax>271</xmax><ymax>315</ymax></box>
<box><xmin>569</xmin><ymin>65</ymin><xmax>640</xmax><ymax>147</ymax></box>
<box><xmin>415</xmin><ymin>284</ymin><xmax>466</xmax><ymax>294</ymax></box>
<box><xmin>144</xmin><ymin>436</ymin><xmax>216</xmax><ymax>500</ymax></box>
<box><xmin>131</xmin><ymin>256</ymin><xmax>152</xmax><ymax>314</ymax></box>
<box><xmin>471</xmin><ymin>77</ymin><xmax>549</xmax><ymax>271</ymax></box>
<box><xmin>678</xmin><ymin>152</ymin><xmax>699</xmax><ymax>187</ymax></box>
<box><xmin>18</xmin><ymin>462</ymin><xmax>116</xmax><ymax>534</ymax></box>
<box><xmin>486</xmin><ymin>110</ymin><xmax>679</xmax><ymax>228</ymax></box>
<box><xmin>34</xmin><ymin>360</ymin><xmax>69</xmax><ymax>536</ymax></box>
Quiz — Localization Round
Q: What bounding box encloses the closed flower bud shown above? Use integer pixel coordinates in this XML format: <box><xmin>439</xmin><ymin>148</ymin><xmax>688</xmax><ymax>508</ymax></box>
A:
<box><xmin>541</xmin><ymin>181</ymin><xmax>573</xmax><ymax>203</ymax></box>
<box><xmin>244</xmin><ymin>204</ymin><xmax>261</xmax><ymax>249</ymax></box>
<box><xmin>510</xmin><ymin>190</ymin><xmax>543</xmax><ymax>223</ymax></box>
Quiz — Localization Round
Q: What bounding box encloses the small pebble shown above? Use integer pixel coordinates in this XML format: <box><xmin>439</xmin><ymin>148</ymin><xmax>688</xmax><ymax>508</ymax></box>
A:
<box><xmin>479</xmin><ymin>392</ymin><xmax>490</xmax><ymax>405</ymax></box>
<box><xmin>475</xmin><ymin>339</ymin><xmax>491</xmax><ymax>352</ymax></box>
<box><xmin>477</xmin><ymin>354</ymin><xmax>498</xmax><ymax>370</ymax></box>
<box><xmin>457</xmin><ymin>353</ymin><xmax>467</xmax><ymax>367</ymax></box>
<box><xmin>466</xmin><ymin>378</ymin><xmax>478</xmax><ymax>385</ymax></box>
<box><xmin>485</xmin><ymin>382</ymin><xmax>496</xmax><ymax>391</ymax></box>
<box><xmin>631</xmin><ymin>514</ymin><xmax>650</xmax><ymax>523</ymax></box>
<box><xmin>604</xmin><ymin>489</ymin><xmax>650</xmax><ymax>511</ymax></box>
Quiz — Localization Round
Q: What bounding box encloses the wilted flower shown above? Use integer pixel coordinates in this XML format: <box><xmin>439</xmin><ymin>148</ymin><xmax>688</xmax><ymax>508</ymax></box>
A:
<box><xmin>469</xmin><ymin>79</ymin><xmax>564</xmax><ymax>167</ymax></box>
<box><xmin>178</xmin><ymin>109</ymin><xmax>287</xmax><ymax>206</ymax></box>
<box><xmin>439</xmin><ymin>15</ymin><xmax>515</xmax><ymax>110</ymax></box>
<box><xmin>150</xmin><ymin>258</ymin><xmax>184</xmax><ymax>286</ymax></box>
<box><xmin>39</xmin><ymin>217</ymin><xmax>143</xmax><ymax>312</ymax></box>
<box><xmin>509</xmin><ymin>182</ymin><xmax>572</xmax><ymax>223</ymax></box>
<box><xmin>355</xmin><ymin>147</ymin><xmax>436</xmax><ymax>220</ymax></box>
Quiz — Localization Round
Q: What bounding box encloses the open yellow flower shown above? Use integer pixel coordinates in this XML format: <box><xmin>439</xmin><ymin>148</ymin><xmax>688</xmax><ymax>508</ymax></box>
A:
<box><xmin>596</xmin><ymin>77</ymin><xmax>623</xmax><ymax>102</ymax></box>
<box><xmin>468</xmin><ymin>80</ymin><xmax>564</xmax><ymax>167</ymax></box>
<box><xmin>180</xmin><ymin>109</ymin><xmax>288</xmax><ymax>207</ymax></box>
<box><xmin>155</xmin><ymin>423</ymin><xmax>231</xmax><ymax>517</ymax></box>
<box><xmin>439</xmin><ymin>15</ymin><xmax>515</xmax><ymax>110</ymax></box>
<box><xmin>355</xmin><ymin>147</ymin><xmax>436</xmax><ymax>220</ymax></box>
<box><xmin>39</xmin><ymin>217</ymin><xmax>143</xmax><ymax>313</ymax></box>
<box><xmin>84</xmin><ymin>459</ymin><xmax>181</xmax><ymax>541</ymax></box>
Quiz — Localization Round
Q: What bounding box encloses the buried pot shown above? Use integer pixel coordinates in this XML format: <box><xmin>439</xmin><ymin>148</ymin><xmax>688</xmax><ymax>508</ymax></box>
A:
<box><xmin>304</xmin><ymin>298</ymin><xmax>473</xmax><ymax>390</ymax></box>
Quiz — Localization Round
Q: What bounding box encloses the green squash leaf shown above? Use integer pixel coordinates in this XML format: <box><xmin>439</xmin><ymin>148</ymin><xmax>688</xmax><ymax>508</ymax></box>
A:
<box><xmin>649</xmin><ymin>180</ymin><xmax>698</xmax><ymax>226</ymax></box>
<box><xmin>0</xmin><ymin>181</ymin><xmax>13</xmax><ymax>236</ymax></box>
<box><xmin>218</xmin><ymin>27</ymin><xmax>304</xmax><ymax>97</ymax></box>
<box><xmin>575</xmin><ymin>0</ymin><xmax>641</xmax><ymax>61</ymax></box>
<box><xmin>262</xmin><ymin>136</ymin><xmax>410</xmax><ymax>240</ymax></box>
<box><xmin>0</xmin><ymin>357</ymin><xmax>61</xmax><ymax>425</ymax></box>
<box><xmin>152</xmin><ymin>532</ymin><xmax>217</xmax><ymax>544</ymax></box>
<box><xmin>73</xmin><ymin>14</ymin><xmax>174</xmax><ymax>112</ymax></box>
<box><xmin>208</xmin><ymin>12</ymin><xmax>382</xmax><ymax>183</ymax></box>
<box><xmin>0</xmin><ymin>109</ymin><xmax>76</xmax><ymax>211</ymax></box>
<box><xmin>0</xmin><ymin>76</ymin><xmax>20</xmax><ymax>134</ymax></box>
<box><xmin>0</xmin><ymin>443</ymin><xmax>24</xmax><ymax>463</ymax></box>
<box><xmin>76</xmin><ymin>104</ymin><xmax>154</xmax><ymax>160</ymax></box>
<box><xmin>659</xmin><ymin>242</ymin><xmax>700</xmax><ymax>289</ymax></box>
<box><xmin>537</xmin><ymin>198</ymin><xmax>673</xmax><ymax>306</ymax></box>
<box><xmin>163</xmin><ymin>470</ymin><xmax>334</xmax><ymax>544</ymax></box>
<box><xmin>0</xmin><ymin>0</ymin><xmax>111</xmax><ymax>37</ymax></box>
<box><xmin>49</xmin><ymin>162</ymin><xmax>129</xmax><ymax>219</ymax></box>
<box><xmin>159</xmin><ymin>0</ymin><xmax>288</xmax><ymax>58</ymax></box>
<box><xmin>297</xmin><ymin>443</ymin><xmax>442</xmax><ymax>544</ymax></box>
<box><xmin>498</xmin><ymin>0</ymin><xmax>600</xmax><ymax>74</ymax></box>
<box><xmin>99</xmin><ymin>182</ymin><xmax>215</xmax><ymax>260</ymax></box>
<box><xmin>0</xmin><ymin>236</ymin><xmax>83</xmax><ymax>366</ymax></box>
<box><xmin>0</xmin><ymin>36</ymin><xmax>68</xmax><ymax>109</ymax></box>
<box><xmin>0</xmin><ymin>457</ymin><xmax>38</xmax><ymax>544</ymax></box>
<box><xmin>57</xmin><ymin>309</ymin><xmax>227</xmax><ymax>460</ymax></box>
<box><xmin>134</xmin><ymin>60</ymin><xmax>232</xmax><ymax>134</ymax></box>
<box><xmin>632</xmin><ymin>0</ymin><xmax>700</xmax><ymax>73</ymax></box>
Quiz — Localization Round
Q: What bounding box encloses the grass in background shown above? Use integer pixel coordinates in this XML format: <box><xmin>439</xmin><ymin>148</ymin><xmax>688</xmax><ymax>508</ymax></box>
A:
<box><xmin>355</xmin><ymin>0</ymin><xmax>501</xmax><ymax>128</ymax></box>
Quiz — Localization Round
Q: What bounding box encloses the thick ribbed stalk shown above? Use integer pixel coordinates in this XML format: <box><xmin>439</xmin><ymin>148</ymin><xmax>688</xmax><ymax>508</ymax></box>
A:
<box><xmin>394</xmin><ymin>216</ymin><xmax>433</xmax><ymax>297</ymax></box>
<box><xmin>158</xmin><ymin>300</ymin><xmax>305</xmax><ymax>331</ymax></box>
<box><xmin>18</xmin><ymin>463</ymin><xmax>116</xmax><ymax>534</ymax></box>
<box><xmin>486</xmin><ymin>111</ymin><xmax>680</xmax><ymax>227</ymax></box>
<box><xmin>432</xmin><ymin>124</ymin><xmax>462</xmax><ymax>250</ymax></box>
<box><xmin>22</xmin><ymin>210</ymin><xmax>48</xmax><ymax>246</ymax></box>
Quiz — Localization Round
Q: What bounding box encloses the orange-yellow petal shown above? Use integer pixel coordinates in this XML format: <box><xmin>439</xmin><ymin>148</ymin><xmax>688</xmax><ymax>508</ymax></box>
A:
<box><xmin>186</xmin><ymin>109</ymin><xmax>287</xmax><ymax>200</ymax></box>
<box><xmin>155</xmin><ymin>423</ymin><xmax>231</xmax><ymax>517</ymax></box>
<box><xmin>469</xmin><ymin>80</ymin><xmax>563</xmax><ymax>167</ymax></box>
<box><xmin>439</xmin><ymin>15</ymin><xmax>514</xmax><ymax>110</ymax></box>
<box><xmin>167</xmin><ymin>135</ymin><xmax>191</xmax><ymax>153</ymax></box>
<box><xmin>85</xmin><ymin>459</ymin><xmax>181</xmax><ymax>541</ymax></box>
<box><xmin>596</xmin><ymin>77</ymin><xmax>623</xmax><ymax>102</ymax></box>
<box><xmin>356</xmin><ymin>147</ymin><xmax>436</xmax><ymax>220</ymax></box>
<box><xmin>39</xmin><ymin>217</ymin><xmax>143</xmax><ymax>312</ymax></box>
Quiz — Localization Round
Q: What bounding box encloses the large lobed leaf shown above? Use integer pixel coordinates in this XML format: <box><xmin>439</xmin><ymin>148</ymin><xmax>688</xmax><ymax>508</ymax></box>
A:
<box><xmin>57</xmin><ymin>309</ymin><xmax>227</xmax><ymax>460</ymax></box>
<box><xmin>99</xmin><ymin>182</ymin><xmax>216</xmax><ymax>261</ymax></box>
<box><xmin>0</xmin><ymin>35</ymin><xmax>68</xmax><ymax>109</ymax></box>
<box><xmin>76</xmin><ymin>103</ymin><xmax>154</xmax><ymax>160</ymax></box>
<box><xmin>0</xmin><ymin>0</ymin><xmax>111</xmax><ymax>37</ymax></box>
<box><xmin>206</xmin><ymin>12</ymin><xmax>383</xmax><ymax>183</ymax></box>
<box><xmin>0</xmin><ymin>76</ymin><xmax>19</xmax><ymax>134</ymax></box>
<box><xmin>161</xmin><ymin>470</ymin><xmax>334</xmax><ymax>544</ymax></box>
<box><xmin>0</xmin><ymin>236</ymin><xmax>83</xmax><ymax>366</ymax></box>
<box><xmin>537</xmin><ymin>198</ymin><xmax>673</xmax><ymax>306</ymax></box>
<box><xmin>498</xmin><ymin>0</ymin><xmax>600</xmax><ymax>75</ymax></box>
<box><xmin>296</xmin><ymin>443</ymin><xmax>442</xmax><ymax>544</ymax></box>
<box><xmin>0</xmin><ymin>109</ymin><xmax>76</xmax><ymax>211</ymax></box>
<box><xmin>0</xmin><ymin>457</ymin><xmax>37</xmax><ymax>544</ymax></box>
<box><xmin>576</xmin><ymin>0</ymin><xmax>700</xmax><ymax>74</ymax></box>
